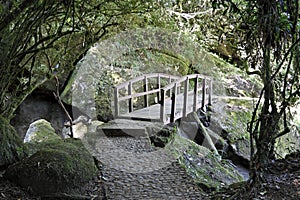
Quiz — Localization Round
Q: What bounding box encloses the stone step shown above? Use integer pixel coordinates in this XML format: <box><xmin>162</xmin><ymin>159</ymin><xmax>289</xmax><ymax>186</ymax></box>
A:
<box><xmin>96</xmin><ymin>118</ymin><xmax>164</xmax><ymax>137</ymax></box>
<box><xmin>97</xmin><ymin>127</ymin><xmax>147</xmax><ymax>137</ymax></box>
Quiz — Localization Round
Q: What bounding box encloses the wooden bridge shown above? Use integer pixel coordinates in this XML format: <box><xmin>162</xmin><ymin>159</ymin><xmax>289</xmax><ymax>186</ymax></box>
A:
<box><xmin>113</xmin><ymin>73</ymin><xmax>212</xmax><ymax>124</ymax></box>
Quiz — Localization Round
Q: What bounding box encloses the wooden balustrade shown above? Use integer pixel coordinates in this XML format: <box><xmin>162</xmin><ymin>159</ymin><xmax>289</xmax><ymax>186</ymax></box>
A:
<box><xmin>114</xmin><ymin>73</ymin><xmax>212</xmax><ymax>124</ymax></box>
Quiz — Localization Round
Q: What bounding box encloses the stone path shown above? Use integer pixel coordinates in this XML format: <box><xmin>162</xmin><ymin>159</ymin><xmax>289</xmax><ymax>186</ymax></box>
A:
<box><xmin>83</xmin><ymin>127</ymin><xmax>205</xmax><ymax>199</ymax></box>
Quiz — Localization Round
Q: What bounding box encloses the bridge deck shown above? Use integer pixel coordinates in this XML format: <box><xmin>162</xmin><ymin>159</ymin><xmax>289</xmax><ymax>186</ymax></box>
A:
<box><xmin>118</xmin><ymin>92</ymin><xmax>203</xmax><ymax>123</ymax></box>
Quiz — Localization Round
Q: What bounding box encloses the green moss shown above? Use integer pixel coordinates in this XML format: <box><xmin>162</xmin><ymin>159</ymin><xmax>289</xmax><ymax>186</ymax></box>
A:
<box><xmin>5</xmin><ymin>138</ymin><xmax>97</xmax><ymax>195</ymax></box>
<box><xmin>0</xmin><ymin>115</ymin><xmax>26</xmax><ymax>168</ymax></box>
<box><xmin>167</xmin><ymin>135</ymin><xmax>243</xmax><ymax>190</ymax></box>
<box><xmin>222</xmin><ymin>99</ymin><xmax>254</xmax><ymax>142</ymax></box>
<box><xmin>25</xmin><ymin>119</ymin><xmax>60</xmax><ymax>143</ymax></box>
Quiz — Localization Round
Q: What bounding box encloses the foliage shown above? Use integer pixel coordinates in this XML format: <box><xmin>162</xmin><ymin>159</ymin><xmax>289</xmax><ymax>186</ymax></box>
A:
<box><xmin>213</xmin><ymin>0</ymin><xmax>300</xmax><ymax>191</ymax></box>
<box><xmin>0</xmin><ymin>0</ymin><xmax>162</xmax><ymax>120</ymax></box>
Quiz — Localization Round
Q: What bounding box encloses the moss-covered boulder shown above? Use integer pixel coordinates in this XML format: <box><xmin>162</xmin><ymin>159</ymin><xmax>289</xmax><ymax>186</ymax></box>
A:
<box><xmin>168</xmin><ymin>134</ymin><xmax>244</xmax><ymax>191</ymax></box>
<box><xmin>24</xmin><ymin>119</ymin><xmax>60</xmax><ymax>143</ymax></box>
<box><xmin>4</xmin><ymin>139</ymin><xmax>97</xmax><ymax>196</ymax></box>
<box><xmin>0</xmin><ymin>115</ymin><xmax>26</xmax><ymax>169</ymax></box>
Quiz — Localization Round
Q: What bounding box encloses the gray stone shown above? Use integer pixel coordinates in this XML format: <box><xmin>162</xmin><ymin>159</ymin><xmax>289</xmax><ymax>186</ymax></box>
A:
<box><xmin>24</xmin><ymin>119</ymin><xmax>60</xmax><ymax>143</ymax></box>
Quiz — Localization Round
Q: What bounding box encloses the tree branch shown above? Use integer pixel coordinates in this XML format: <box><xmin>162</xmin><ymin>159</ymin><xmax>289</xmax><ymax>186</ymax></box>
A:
<box><xmin>271</xmin><ymin>37</ymin><xmax>300</xmax><ymax>80</ymax></box>
<box><xmin>53</xmin><ymin>76</ymin><xmax>74</xmax><ymax>138</ymax></box>
<box><xmin>0</xmin><ymin>0</ymin><xmax>35</xmax><ymax>31</ymax></box>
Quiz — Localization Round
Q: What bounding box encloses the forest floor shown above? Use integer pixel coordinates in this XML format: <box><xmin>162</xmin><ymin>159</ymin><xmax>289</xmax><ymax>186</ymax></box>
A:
<box><xmin>0</xmin><ymin>151</ymin><xmax>299</xmax><ymax>200</ymax></box>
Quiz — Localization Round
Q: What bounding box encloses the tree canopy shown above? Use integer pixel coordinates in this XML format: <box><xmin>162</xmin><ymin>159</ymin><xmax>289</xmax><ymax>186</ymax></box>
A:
<box><xmin>0</xmin><ymin>0</ymin><xmax>164</xmax><ymax>119</ymax></box>
<box><xmin>0</xmin><ymin>0</ymin><xmax>299</xmax><ymax>197</ymax></box>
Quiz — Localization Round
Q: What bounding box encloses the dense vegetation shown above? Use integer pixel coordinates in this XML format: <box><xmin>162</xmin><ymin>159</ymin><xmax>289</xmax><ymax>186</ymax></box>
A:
<box><xmin>0</xmin><ymin>0</ymin><xmax>299</xmax><ymax>198</ymax></box>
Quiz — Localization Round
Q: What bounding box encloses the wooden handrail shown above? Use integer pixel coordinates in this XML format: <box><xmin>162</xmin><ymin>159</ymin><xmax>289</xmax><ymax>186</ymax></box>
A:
<box><xmin>158</xmin><ymin>74</ymin><xmax>212</xmax><ymax>123</ymax></box>
<box><xmin>115</xmin><ymin>73</ymin><xmax>179</xmax><ymax>89</ymax></box>
<box><xmin>114</xmin><ymin>73</ymin><xmax>213</xmax><ymax>124</ymax></box>
<box><xmin>114</xmin><ymin>73</ymin><xmax>180</xmax><ymax>116</ymax></box>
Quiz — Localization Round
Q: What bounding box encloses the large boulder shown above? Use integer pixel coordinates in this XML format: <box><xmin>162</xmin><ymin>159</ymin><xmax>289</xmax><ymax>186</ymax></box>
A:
<box><xmin>0</xmin><ymin>115</ymin><xmax>26</xmax><ymax>169</ymax></box>
<box><xmin>207</xmin><ymin>100</ymin><xmax>252</xmax><ymax>166</ymax></box>
<box><xmin>4</xmin><ymin>139</ymin><xmax>97</xmax><ymax>196</ymax></box>
<box><xmin>168</xmin><ymin>134</ymin><xmax>244</xmax><ymax>190</ymax></box>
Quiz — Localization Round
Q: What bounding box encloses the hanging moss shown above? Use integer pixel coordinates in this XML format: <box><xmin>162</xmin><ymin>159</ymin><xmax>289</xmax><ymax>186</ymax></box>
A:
<box><xmin>0</xmin><ymin>115</ymin><xmax>26</xmax><ymax>169</ymax></box>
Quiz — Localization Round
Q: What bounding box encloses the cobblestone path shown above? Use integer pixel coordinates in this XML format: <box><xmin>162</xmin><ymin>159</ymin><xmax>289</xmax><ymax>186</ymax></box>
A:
<box><xmin>83</xmin><ymin>130</ymin><xmax>205</xmax><ymax>199</ymax></box>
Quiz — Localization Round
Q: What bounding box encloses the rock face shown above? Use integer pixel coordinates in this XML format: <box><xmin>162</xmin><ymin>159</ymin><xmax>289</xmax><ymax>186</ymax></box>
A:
<box><xmin>0</xmin><ymin>115</ymin><xmax>26</xmax><ymax>169</ymax></box>
<box><xmin>24</xmin><ymin>119</ymin><xmax>61</xmax><ymax>143</ymax></box>
<box><xmin>10</xmin><ymin>90</ymin><xmax>71</xmax><ymax>138</ymax></box>
<box><xmin>5</xmin><ymin>139</ymin><xmax>97</xmax><ymax>196</ymax></box>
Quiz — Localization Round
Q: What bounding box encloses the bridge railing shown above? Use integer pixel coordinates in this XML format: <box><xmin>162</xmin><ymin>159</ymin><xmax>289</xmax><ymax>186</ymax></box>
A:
<box><xmin>114</xmin><ymin>73</ymin><xmax>212</xmax><ymax>123</ymax></box>
<box><xmin>160</xmin><ymin>74</ymin><xmax>212</xmax><ymax>123</ymax></box>
<box><xmin>114</xmin><ymin>73</ymin><xmax>179</xmax><ymax>117</ymax></box>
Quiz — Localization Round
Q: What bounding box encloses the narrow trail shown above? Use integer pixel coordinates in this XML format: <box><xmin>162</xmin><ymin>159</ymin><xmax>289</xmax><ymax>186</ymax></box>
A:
<box><xmin>83</xmin><ymin>130</ymin><xmax>205</xmax><ymax>199</ymax></box>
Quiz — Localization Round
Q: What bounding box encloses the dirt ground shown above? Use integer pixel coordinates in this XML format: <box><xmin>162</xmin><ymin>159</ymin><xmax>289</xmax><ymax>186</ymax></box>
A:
<box><xmin>0</xmin><ymin>151</ymin><xmax>299</xmax><ymax>200</ymax></box>
<box><xmin>211</xmin><ymin>151</ymin><xmax>300</xmax><ymax>200</ymax></box>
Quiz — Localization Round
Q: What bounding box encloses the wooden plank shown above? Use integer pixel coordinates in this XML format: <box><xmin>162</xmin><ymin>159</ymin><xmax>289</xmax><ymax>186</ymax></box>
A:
<box><xmin>115</xmin><ymin>73</ymin><xmax>213</xmax><ymax>124</ymax></box>
<box><xmin>170</xmin><ymin>83</ymin><xmax>177</xmax><ymax>123</ymax></box>
<box><xmin>115</xmin><ymin>73</ymin><xmax>179</xmax><ymax>89</ymax></box>
<box><xmin>183</xmin><ymin>77</ymin><xmax>189</xmax><ymax>117</ymax></box>
<box><xmin>193</xmin><ymin>75</ymin><xmax>199</xmax><ymax>111</ymax></box>
<box><xmin>114</xmin><ymin>87</ymin><xmax>119</xmax><ymax>117</ymax></box>
<box><xmin>119</xmin><ymin>89</ymin><xmax>160</xmax><ymax>101</ymax></box>
<box><xmin>120</xmin><ymin>91</ymin><xmax>203</xmax><ymax>124</ymax></box>
<box><xmin>202</xmin><ymin>79</ymin><xmax>206</xmax><ymax>109</ymax></box>
<box><xmin>157</xmin><ymin>74</ymin><xmax>161</xmax><ymax>102</ymax></box>
<box><xmin>128</xmin><ymin>81</ymin><xmax>133</xmax><ymax>112</ymax></box>
<box><xmin>144</xmin><ymin>76</ymin><xmax>148</xmax><ymax>107</ymax></box>
<box><xmin>208</xmin><ymin>79</ymin><xmax>212</xmax><ymax>105</ymax></box>
<box><xmin>160</xmin><ymin>89</ymin><xmax>166</xmax><ymax>123</ymax></box>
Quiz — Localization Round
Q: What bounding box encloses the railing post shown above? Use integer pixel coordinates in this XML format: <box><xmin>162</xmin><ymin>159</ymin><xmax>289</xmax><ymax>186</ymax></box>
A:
<box><xmin>114</xmin><ymin>87</ymin><xmax>119</xmax><ymax>117</ymax></box>
<box><xmin>208</xmin><ymin>79</ymin><xmax>212</xmax><ymax>105</ymax></box>
<box><xmin>202</xmin><ymin>78</ymin><xmax>206</xmax><ymax>109</ymax></box>
<box><xmin>157</xmin><ymin>74</ymin><xmax>161</xmax><ymax>103</ymax></box>
<box><xmin>170</xmin><ymin>83</ymin><xmax>177</xmax><ymax>123</ymax></box>
<box><xmin>128</xmin><ymin>81</ymin><xmax>133</xmax><ymax>112</ymax></box>
<box><xmin>168</xmin><ymin>75</ymin><xmax>172</xmax><ymax>97</ymax></box>
<box><xmin>144</xmin><ymin>76</ymin><xmax>148</xmax><ymax>107</ymax></box>
<box><xmin>183</xmin><ymin>77</ymin><xmax>189</xmax><ymax>117</ymax></box>
<box><xmin>193</xmin><ymin>75</ymin><xmax>199</xmax><ymax>111</ymax></box>
<box><xmin>160</xmin><ymin>89</ymin><xmax>166</xmax><ymax>123</ymax></box>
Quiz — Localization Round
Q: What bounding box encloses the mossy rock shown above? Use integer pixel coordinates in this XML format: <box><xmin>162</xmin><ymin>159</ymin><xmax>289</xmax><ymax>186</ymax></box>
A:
<box><xmin>168</xmin><ymin>134</ymin><xmax>243</xmax><ymax>191</ymax></box>
<box><xmin>5</xmin><ymin>139</ymin><xmax>97</xmax><ymax>195</ymax></box>
<box><xmin>24</xmin><ymin>119</ymin><xmax>60</xmax><ymax>143</ymax></box>
<box><xmin>0</xmin><ymin>115</ymin><xmax>26</xmax><ymax>169</ymax></box>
